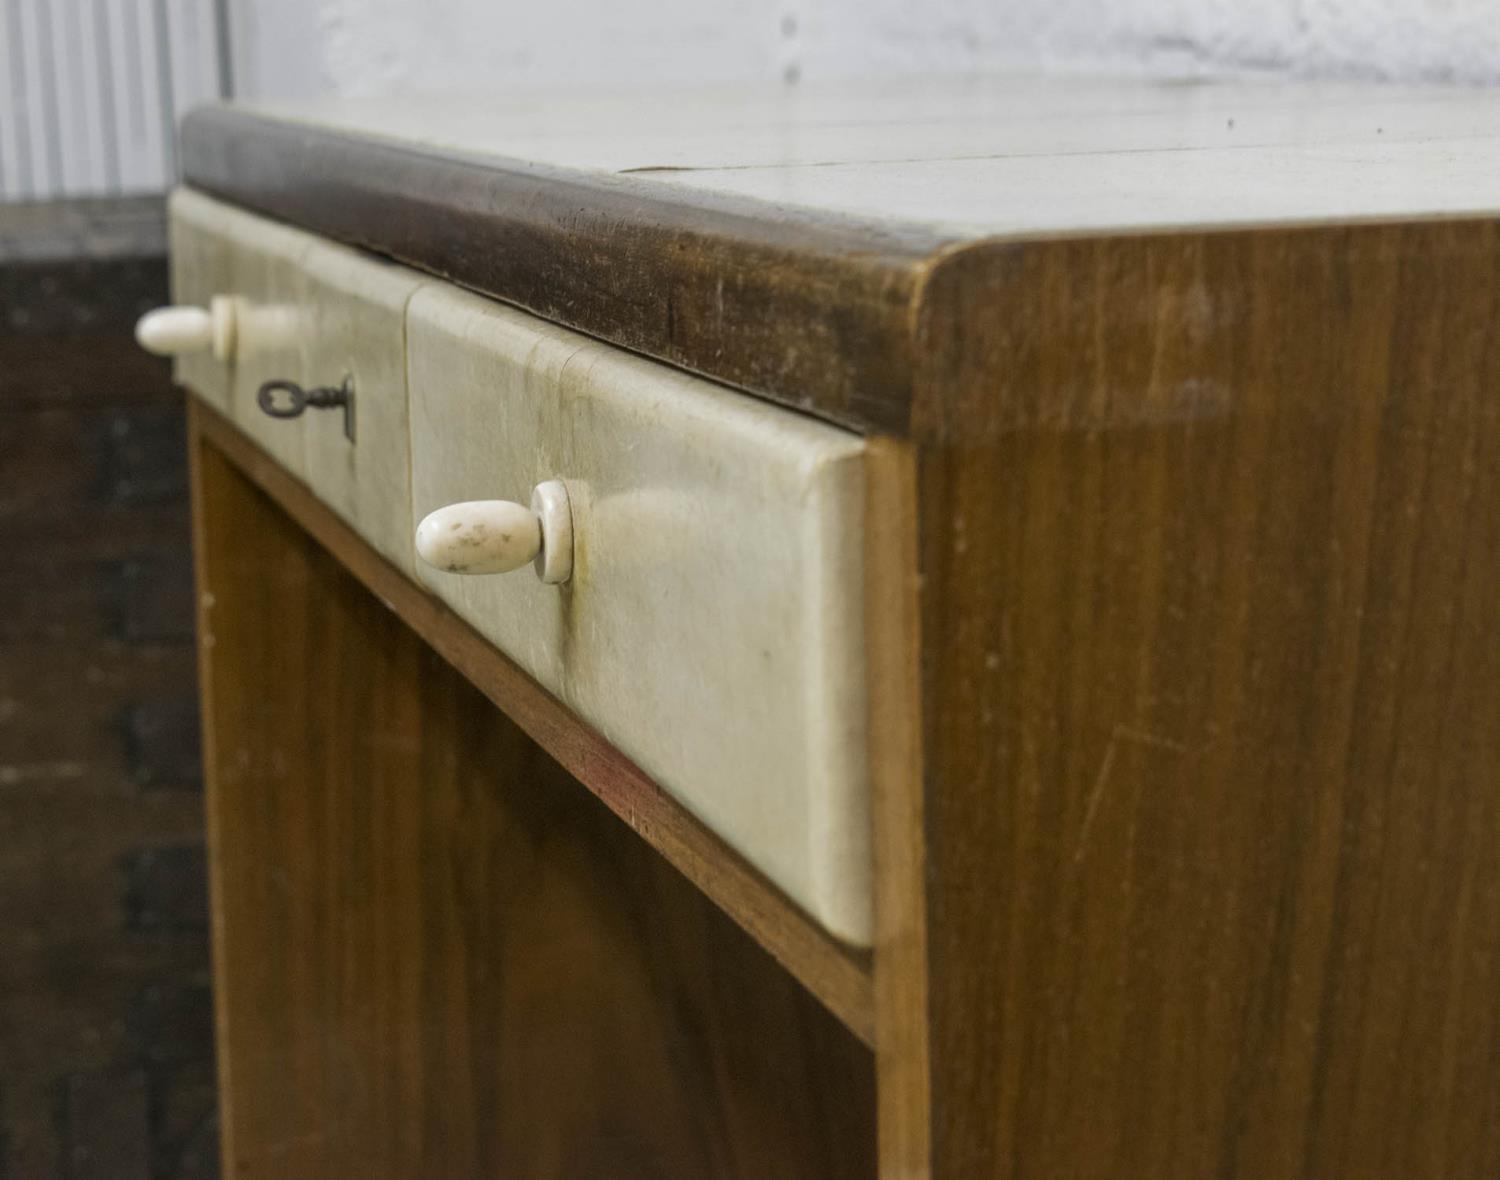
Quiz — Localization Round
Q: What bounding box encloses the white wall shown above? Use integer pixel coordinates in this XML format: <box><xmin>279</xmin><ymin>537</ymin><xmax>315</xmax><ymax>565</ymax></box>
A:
<box><xmin>5</xmin><ymin>0</ymin><xmax>1494</xmax><ymax>200</ymax></box>
<box><xmin>231</xmin><ymin>0</ymin><xmax>1500</xmax><ymax>101</ymax></box>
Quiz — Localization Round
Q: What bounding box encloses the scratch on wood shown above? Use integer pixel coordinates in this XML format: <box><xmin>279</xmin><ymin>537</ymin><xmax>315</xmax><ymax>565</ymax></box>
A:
<box><xmin>1073</xmin><ymin>724</ymin><xmax>1190</xmax><ymax>863</ymax></box>
<box><xmin>1113</xmin><ymin>725</ymin><xmax>1189</xmax><ymax>753</ymax></box>
<box><xmin>1074</xmin><ymin>740</ymin><xmax>1118</xmax><ymax>865</ymax></box>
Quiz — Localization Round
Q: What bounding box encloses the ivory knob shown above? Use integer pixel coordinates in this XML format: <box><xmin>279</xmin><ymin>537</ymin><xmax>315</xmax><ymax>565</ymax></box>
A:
<box><xmin>415</xmin><ymin>479</ymin><xmax>573</xmax><ymax>583</ymax></box>
<box><xmin>134</xmin><ymin>296</ymin><xmax>237</xmax><ymax>360</ymax></box>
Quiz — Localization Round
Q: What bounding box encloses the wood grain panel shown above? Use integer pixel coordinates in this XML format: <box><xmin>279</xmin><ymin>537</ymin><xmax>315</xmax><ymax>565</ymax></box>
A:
<box><xmin>191</xmin><ymin>428</ymin><xmax>876</xmax><ymax>1178</ymax></box>
<box><xmin>911</xmin><ymin>221</ymin><xmax>1500</xmax><ymax>1177</ymax></box>
<box><xmin>865</xmin><ymin>438</ymin><xmax>931</xmax><ymax>1179</ymax></box>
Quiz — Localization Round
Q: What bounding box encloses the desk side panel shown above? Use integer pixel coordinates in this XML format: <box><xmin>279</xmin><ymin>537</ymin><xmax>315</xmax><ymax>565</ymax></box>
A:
<box><xmin>912</xmin><ymin>222</ymin><xmax>1500</xmax><ymax>1178</ymax></box>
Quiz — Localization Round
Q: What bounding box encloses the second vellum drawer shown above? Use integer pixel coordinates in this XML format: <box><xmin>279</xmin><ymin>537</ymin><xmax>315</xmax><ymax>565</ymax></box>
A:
<box><xmin>407</xmin><ymin>285</ymin><xmax>872</xmax><ymax>944</ymax></box>
<box><xmin>169</xmin><ymin>190</ymin><xmax>423</xmax><ymax>572</ymax></box>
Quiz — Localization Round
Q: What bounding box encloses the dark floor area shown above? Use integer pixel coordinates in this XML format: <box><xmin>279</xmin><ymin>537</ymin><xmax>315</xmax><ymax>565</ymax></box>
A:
<box><xmin>0</xmin><ymin>199</ymin><xmax>218</xmax><ymax>1179</ymax></box>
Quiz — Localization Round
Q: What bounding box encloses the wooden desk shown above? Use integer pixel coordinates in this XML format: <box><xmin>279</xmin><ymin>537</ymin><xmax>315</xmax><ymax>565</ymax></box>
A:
<box><xmin>166</xmin><ymin>76</ymin><xmax>1500</xmax><ymax>1177</ymax></box>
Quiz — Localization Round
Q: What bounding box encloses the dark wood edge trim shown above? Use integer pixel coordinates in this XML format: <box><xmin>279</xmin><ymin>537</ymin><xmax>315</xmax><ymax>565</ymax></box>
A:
<box><xmin>906</xmin><ymin>216</ymin><xmax>1500</xmax><ymax>445</ymax></box>
<box><xmin>868</xmin><ymin>439</ymin><xmax>932</xmax><ymax>1177</ymax></box>
<box><xmin>186</xmin><ymin>397</ymin><xmax>241</xmax><ymax>1176</ymax></box>
<box><xmin>187</xmin><ymin>398</ymin><xmax>876</xmax><ymax>1046</ymax></box>
<box><xmin>180</xmin><ymin>106</ymin><xmax>947</xmax><ymax>435</ymax></box>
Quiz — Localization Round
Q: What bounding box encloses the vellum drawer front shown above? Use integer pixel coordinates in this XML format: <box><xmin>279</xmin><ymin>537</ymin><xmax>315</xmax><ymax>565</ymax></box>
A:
<box><xmin>168</xmin><ymin>190</ymin><xmax>424</xmax><ymax>570</ymax></box>
<box><xmin>167</xmin><ymin>190</ymin><xmax>235</xmax><ymax>413</ymax></box>
<box><xmin>408</xmin><ymin>284</ymin><xmax>872</xmax><ymax>944</ymax></box>
<box><xmin>296</xmin><ymin>236</ymin><xmax>425</xmax><ymax>570</ymax></box>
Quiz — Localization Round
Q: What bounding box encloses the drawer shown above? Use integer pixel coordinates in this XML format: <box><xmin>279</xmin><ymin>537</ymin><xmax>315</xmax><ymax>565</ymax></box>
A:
<box><xmin>407</xmin><ymin>285</ymin><xmax>871</xmax><ymax>944</ymax></box>
<box><xmin>166</xmin><ymin>191</ymin><xmax>235</xmax><ymax>414</ymax></box>
<box><xmin>294</xmin><ymin>236</ymin><xmax>424</xmax><ymax>568</ymax></box>
<box><xmin>168</xmin><ymin>191</ymin><xmax>424</xmax><ymax>571</ymax></box>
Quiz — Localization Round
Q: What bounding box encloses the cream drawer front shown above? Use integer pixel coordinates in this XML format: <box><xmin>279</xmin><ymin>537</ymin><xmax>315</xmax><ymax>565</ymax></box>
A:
<box><xmin>408</xmin><ymin>285</ymin><xmax>871</xmax><ymax>944</ymax></box>
<box><xmin>167</xmin><ymin>191</ymin><xmax>423</xmax><ymax>571</ymax></box>
<box><xmin>295</xmin><ymin>237</ymin><xmax>424</xmax><ymax>570</ymax></box>
<box><xmin>166</xmin><ymin>190</ymin><xmax>235</xmax><ymax>413</ymax></box>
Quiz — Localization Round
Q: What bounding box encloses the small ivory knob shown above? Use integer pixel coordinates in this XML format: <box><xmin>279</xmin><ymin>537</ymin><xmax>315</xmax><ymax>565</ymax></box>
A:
<box><xmin>135</xmin><ymin>296</ymin><xmax>237</xmax><ymax>360</ymax></box>
<box><xmin>417</xmin><ymin>500</ymin><xmax>540</xmax><ymax>575</ymax></box>
<box><xmin>415</xmin><ymin>480</ymin><xmax>573</xmax><ymax>583</ymax></box>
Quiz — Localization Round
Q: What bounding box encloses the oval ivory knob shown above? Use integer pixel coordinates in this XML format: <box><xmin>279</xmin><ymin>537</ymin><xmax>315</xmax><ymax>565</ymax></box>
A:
<box><xmin>415</xmin><ymin>480</ymin><xmax>574</xmax><ymax>583</ymax></box>
<box><xmin>134</xmin><ymin>296</ymin><xmax>237</xmax><ymax>359</ymax></box>
<box><xmin>417</xmin><ymin>500</ymin><xmax>540</xmax><ymax>575</ymax></box>
<box><xmin>135</xmin><ymin>306</ymin><xmax>211</xmax><ymax>356</ymax></box>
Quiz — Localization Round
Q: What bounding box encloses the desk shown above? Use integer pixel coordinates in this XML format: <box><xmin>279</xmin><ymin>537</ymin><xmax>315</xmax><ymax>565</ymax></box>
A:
<box><xmin>159</xmin><ymin>76</ymin><xmax>1500</xmax><ymax>1177</ymax></box>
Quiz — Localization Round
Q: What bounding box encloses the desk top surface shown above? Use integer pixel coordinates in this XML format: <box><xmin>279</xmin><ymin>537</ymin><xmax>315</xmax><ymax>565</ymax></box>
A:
<box><xmin>231</xmin><ymin>75</ymin><xmax>1500</xmax><ymax>238</ymax></box>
